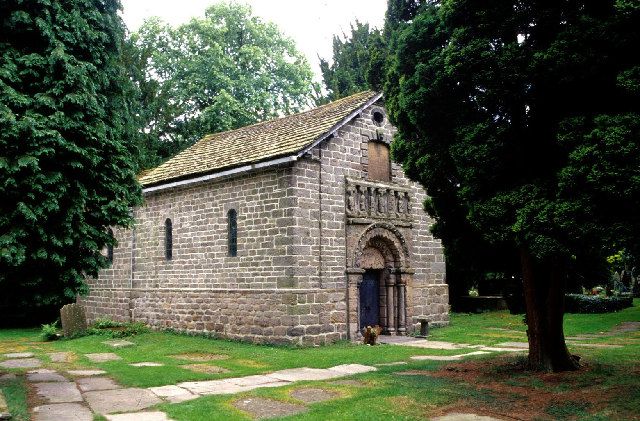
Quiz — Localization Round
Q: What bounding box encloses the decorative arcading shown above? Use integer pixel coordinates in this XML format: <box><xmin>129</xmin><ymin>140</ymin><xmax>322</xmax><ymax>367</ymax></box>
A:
<box><xmin>345</xmin><ymin>178</ymin><xmax>412</xmax><ymax>221</ymax></box>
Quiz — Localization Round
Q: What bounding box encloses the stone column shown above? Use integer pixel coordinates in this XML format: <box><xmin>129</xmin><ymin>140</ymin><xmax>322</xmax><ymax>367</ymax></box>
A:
<box><xmin>386</xmin><ymin>274</ymin><xmax>396</xmax><ymax>335</ymax></box>
<box><xmin>345</xmin><ymin>268</ymin><xmax>365</xmax><ymax>340</ymax></box>
<box><xmin>396</xmin><ymin>278</ymin><xmax>406</xmax><ymax>335</ymax></box>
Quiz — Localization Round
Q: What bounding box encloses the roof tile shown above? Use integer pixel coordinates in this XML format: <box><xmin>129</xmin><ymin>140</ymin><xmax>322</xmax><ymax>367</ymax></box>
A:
<box><xmin>139</xmin><ymin>91</ymin><xmax>380</xmax><ymax>187</ymax></box>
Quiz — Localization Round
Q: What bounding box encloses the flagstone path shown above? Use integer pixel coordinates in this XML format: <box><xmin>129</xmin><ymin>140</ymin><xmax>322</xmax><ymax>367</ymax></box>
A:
<box><xmin>3</xmin><ymin>321</ymin><xmax>637</xmax><ymax>421</ymax></box>
<box><xmin>16</xmin><ymin>352</ymin><xmax>379</xmax><ymax>421</ymax></box>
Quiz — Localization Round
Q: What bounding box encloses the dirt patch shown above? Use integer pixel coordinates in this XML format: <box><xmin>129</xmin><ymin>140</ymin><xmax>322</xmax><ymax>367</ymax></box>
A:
<box><xmin>233</xmin><ymin>397</ymin><xmax>307</xmax><ymax>420</ymax></box>
<box><xmin>290</xmin><ymin>388</ymin><xmax>339</xmax><ymax>403</ymax></box>
<box><xmin>171</xmin><ymin>353</ymin><xmax>229</xmax><ymax>362</ymax></box>
<box><xmin>236</xmin><ymin>359</ymin><xmax>269</xmax><ymax>368</ymax></box>
<box><xmin>180</xmin><ymin>364</ymin><xmax>229</xmax><ymax>374</ymax></box>
<box><xmin>406</xmin><ymin>356</ymin><xmax>637</xmax><ymax>421</ymax></box>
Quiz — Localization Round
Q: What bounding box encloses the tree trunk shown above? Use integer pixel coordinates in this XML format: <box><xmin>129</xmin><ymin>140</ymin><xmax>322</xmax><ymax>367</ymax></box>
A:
<box><xmin>520</xmin><ymin>249</ymin><xmax>580</xmax><ymax>372</ymax></box>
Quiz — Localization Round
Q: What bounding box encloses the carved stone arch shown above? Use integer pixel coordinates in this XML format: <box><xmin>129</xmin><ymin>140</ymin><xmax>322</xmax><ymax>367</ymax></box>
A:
<box><xmin>353</xmin><ymin>222</ymin><xmax>410</xmax><ymax>270</ymax></box>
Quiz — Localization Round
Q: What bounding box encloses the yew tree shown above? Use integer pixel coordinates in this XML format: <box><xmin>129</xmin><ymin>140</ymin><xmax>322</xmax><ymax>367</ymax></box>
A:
<box><xmin>386</xmin><ymin>0</ymin><xmax>640</xmax><ymax>371</ymax></box>
<box><xmin>0</xmin><ymin>0</ymin><xmax>141</xmax><ymax>315</ymax></box>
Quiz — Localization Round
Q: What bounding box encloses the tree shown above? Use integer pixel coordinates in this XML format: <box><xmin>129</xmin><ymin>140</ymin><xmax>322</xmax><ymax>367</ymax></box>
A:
<box><xmin>128</xmin><ymin>3</ymin><xmax>317</xmax><ymax>167</ymax></box>
<box><xmin>0</xmin><ymin>0</ymin><xmax>141</xmax><ymax>319</ymax></box>
<box><xmin>319</xmin><ymin>21</ymin><xmax>384</xmax><ymax>101</ymax></box>
<box><xmin>386</xmin><ymin>0</ymin><xmax>640</xmax><ymax>371</ymax></box>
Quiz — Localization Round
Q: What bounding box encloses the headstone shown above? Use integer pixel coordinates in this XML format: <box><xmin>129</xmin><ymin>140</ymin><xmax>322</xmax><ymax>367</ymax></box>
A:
<box><xmin>60</xmin><ymin>303</ymin><xmax>87</xmax><ymax>338</ymax></box>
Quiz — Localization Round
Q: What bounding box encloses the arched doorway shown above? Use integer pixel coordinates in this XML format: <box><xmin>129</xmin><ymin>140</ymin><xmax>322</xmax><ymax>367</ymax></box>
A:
<box><xmin>346</xmin><ymin>223</ymin><xmax>413</xmax><ymax>339</ymax></box>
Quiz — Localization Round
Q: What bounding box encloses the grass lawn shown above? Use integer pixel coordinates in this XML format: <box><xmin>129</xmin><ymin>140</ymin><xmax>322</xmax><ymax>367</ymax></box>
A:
<box><xmin>1</xmin><ymin>300</ymin><xmax>638</xmax><ymax>420</ymax></box>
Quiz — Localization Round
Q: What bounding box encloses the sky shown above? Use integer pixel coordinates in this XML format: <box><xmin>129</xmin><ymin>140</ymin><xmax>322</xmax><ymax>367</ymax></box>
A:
<box><xmin>120</xmin><ymin>0</ymin><xmax>387</xmax><ymax>81</ymax></box>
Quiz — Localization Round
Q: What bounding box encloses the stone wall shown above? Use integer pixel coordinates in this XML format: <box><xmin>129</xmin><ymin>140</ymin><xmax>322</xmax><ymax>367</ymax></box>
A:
<box><xmin>81</xmin><ymin>100</ymin><xmax>448</xmax><ymax>343</ymax></box>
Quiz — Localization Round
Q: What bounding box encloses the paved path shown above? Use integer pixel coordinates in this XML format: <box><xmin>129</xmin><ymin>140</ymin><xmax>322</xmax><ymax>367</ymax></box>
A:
<box><xmin>18</xmin><ymin>355</ymin><xmax>377</xmax><ymax>421</ymax></box>
<box><xmin>5</xmin><ymin>322</ymin><xmax>637</xmax><ymax>421</ymax></box>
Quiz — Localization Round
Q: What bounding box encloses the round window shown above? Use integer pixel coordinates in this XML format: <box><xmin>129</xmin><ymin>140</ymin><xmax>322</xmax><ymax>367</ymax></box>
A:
<box><xmin>372</xmin><ymin>111</ymin><xmax>385</xmax><ymax>126</ymax></box>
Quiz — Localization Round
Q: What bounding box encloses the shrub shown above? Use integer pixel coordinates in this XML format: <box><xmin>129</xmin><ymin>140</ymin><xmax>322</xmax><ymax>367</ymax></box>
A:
<box><xmin>87</xmin><ymin>319</ymin><xmax>149</xmax><ymax>338</ymax></box>
<box><xmin>565</xmin><ymin>294</ymin><xmax>633</xmax><ymax>313</ymax></box>
<box><xmin>40</xmin><ymin>322</ymin><xmax>59</xmax><ymax>341</ymax></box>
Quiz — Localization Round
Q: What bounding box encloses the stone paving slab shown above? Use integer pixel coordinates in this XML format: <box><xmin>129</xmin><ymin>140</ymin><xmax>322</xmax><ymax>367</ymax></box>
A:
<box><xmin>432</xmin><ymin>412</ymin><xmax>503</xmax><ymax>421</ymax></box>
<box><xmin>411</xmin><ymin>351</ymin><xmax>492</xmax><ymax>361</ymax></box>
<box><xmin>105</xmin><ymin>411</ymin><xmax>175</xmax><ymax>421</ymax></box>
<box><xmin>130</xmin><ymin>362</ymin><xmax>164</xmax><ymax>367</ymax></box>
<box><xmin>290</xmin><ymin>387</ymin><xmax>339</xmax><ymax>403</ymax></box>
<box><xmin>0</xmin><ymin>373</ymin><xmax>16</xmax><ymax>382</ymax></box>
<box><xmin>84</xmin><ymin>388</ymin><xmax>161</xmax><ymax>414</ymax></box>
<box><xmin>382</xmin><ymin>338</ymin><xmax>467</xmax><ymax>350</ymax></box>
<box><xmin>85</xmin><ymin>353</ymin><xmax>122</xmax><ymax>363</ymax></box>
<box><xmin>479</xmin><ymin>347</ymin><xmax>527</xmax><ymax>353</ymax></box>
<box><xmin>566</xmin><ymin>342</ymin><xmax>623</xmax><ymax>349</ymax></box>
<box><xmin>102</xmin><ymin>340</ymin><xmax>135</xmax><ymax>348</ymax></box>
<box><xmin>226</xmin><ymin>374</ymin><xmax>284</xmax><ymax>387</ymax></box>
<box><xmin>495</xmin><ymin>342</ymin><xmax>529</xmax><ymax>349</ymax></box>
<box><xmin>27</xmin><ymin>369</ymin><xmax>67</xmax><ymax>382</ymax></box>
<box><xmin>0</xmin><ymin>358</ymin><xmax>42</xmax><ymax>369</ymax></box>
<box><xmin>48</xmin><ymin>352</ymin><xmax>73</xmax><ymax>363</ymax></box>
<box><xmin>327</xmin><ymin>364</ymin><xmax>377</xmax><ymax>375</ymax></box>
<box><xmin>3</xmin><ymin>352</ymin><xmax>34</xmax><ymax>359</ymax></box>
<box><xmin>148</xmin><ymin>385</ymin><xmax>198</xmax><ymax>403</ymax></box>
<box><xmin>33</xmin><ymin>382</ymin><xmax>82</xmax><ymax>403</ymax></box>
<box><xmin>77</xmin><ymin>376</ymin><xmax>121</xmax><ymax>392</ymax></box>
<box><xmin>177</xmin><ymin>379</ymin><xmax>252</xmax><ymax>395</ymax></box>
<box><xmin>268</xmin><ymin>367</ymin><xmax>345</xmax><ymax>382</ymax></box>
<box><xmin>233</xmin><ymin>397</ymin><xmax>307</xmax><ymax>420</ymax></box>
<box><xmin>67</xmin><ymin>369</ymin><xmax>107</xmax><ymax>376</ymax></box>
<box><xmin>32</xmin><ymin>403</ymin><xmax>93</xmax><ymax>421</ymax></box>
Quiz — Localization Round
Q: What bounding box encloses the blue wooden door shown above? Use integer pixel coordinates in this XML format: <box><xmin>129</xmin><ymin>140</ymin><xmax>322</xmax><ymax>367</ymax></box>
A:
<box><xmin>360</xmin><ymin>271</ymin><xmax>380</xmax><ymax>328</ymax></box>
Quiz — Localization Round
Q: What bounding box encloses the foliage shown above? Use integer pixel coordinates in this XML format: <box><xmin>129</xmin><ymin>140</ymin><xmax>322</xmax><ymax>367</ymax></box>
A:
<box><xmin>0</xmin><ymin>0</ymin><xmax>142</xmax><ymax>312</ymax></box>
<box><xmin>565</xmin><ymin>294</ymin><xmax>633</xmax><ymax>314</ymax></box>
<box><xmin>86</xmin><ymin>319</ymin><xmax>149</xmax><ymax>338</ymax></box>
<box><xmin>319</xmin><ymin>21</ymin><xmax>385</xmax><ymax>101</ymax></box>
<box><xmin>127</xmin><ymin>3</ymin><xmax>317</xmax><ymax>168</ymax></box>
<box><xmin>386</xmin><ymin>0</ymin><xmax>640</xmax><ymax>268</ymax></box>
<box><xmin>384</xmin><ymin>0</ymin><xmax>640</xmax><ymax>369</ymax></box>
<box><xmin>40</xmin><ymin>322</ymin><xmax>59</xmax><ymax>341</ymax></box>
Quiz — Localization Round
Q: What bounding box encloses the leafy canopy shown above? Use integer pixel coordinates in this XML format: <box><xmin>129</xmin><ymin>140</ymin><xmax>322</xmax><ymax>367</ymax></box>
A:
<box><xmin>319</xmin><ymin>21</ymin><xmax>385</xmax><ymax>101</ymax></box>
<box><xmin>128</xmin><ymin>2</ymin><xmax>317</xmax><ymax>167</ymax></box>
<box><xmin>386</xmin><ymin>0</ymin><xmax>640</xmax><ymax>268</ymax></box>
<box><xmin>0</xmin><ymin>0</ymin><xmax>141</xmax><ymax>310</ymax></box>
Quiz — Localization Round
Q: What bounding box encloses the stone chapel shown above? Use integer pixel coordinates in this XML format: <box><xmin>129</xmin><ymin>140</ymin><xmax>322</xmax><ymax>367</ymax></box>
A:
<box><xmin>80</xmin><ymin>91</ymin><xmax>449</xmax><ymax>344</ymax></box>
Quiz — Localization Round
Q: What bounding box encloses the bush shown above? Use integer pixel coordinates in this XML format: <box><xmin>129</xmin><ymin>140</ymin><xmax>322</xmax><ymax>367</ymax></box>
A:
<box><xmin>87</xmin><ymin>319</ymin><xmax>149</xmax><ymax>338</ymax></box>
<box><xmin>40</xmin><ymin>322</ymin><xmax>59</xmax><ymax>341</ymax></box>
<box><xmin>565</xmin><ymin>294</ymin><xmax>633</xmax><ymax>313</ymax></box>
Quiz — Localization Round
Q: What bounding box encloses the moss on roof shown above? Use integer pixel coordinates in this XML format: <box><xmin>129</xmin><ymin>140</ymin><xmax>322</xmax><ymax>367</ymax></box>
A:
<box><xmin>139</xmin><ymin>91</ymin><xmax>381</xmax><ymax>187</ymax></box>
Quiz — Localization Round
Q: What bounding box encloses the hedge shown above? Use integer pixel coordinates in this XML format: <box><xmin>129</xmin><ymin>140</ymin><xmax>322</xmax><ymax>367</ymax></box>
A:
<box><xmin>565</xmin><ymin>294</ymin><xmax>634</xmax><ymax>314</ymax></box>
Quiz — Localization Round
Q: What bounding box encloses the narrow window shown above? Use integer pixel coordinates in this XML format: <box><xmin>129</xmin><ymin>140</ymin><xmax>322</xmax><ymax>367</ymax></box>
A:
<box><xmin>228</xmin><ymin>209</ymin><xmax>237</xmax><ymax>257</ymax></box>
<box><xmin>368</xmin><ymin>141</ymin><xmax>391</xmax><ymax>182</ymax></box>
<box><xmin>107</xmin><ymin>228</ymin><xmax>114</xmax><ymax>265</ymax></box>
<box><xmin>165</xmin><ymin>218</ymin><xmax>173</xmax><ymax>260</ymax></box>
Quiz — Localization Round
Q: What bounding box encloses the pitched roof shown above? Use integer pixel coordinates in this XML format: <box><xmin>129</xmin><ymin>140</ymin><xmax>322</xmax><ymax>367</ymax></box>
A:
<box><xmin>139</xmin><ymin>91</ymin><xmax>381</xmax><ymax>188</ymax></box>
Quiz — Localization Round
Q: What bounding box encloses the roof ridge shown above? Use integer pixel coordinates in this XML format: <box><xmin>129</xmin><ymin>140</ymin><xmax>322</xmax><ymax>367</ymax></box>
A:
<box><xmin>200</xmin><ymin>90</ymin><xmax>377</xmax><ymax>142</ymax></box>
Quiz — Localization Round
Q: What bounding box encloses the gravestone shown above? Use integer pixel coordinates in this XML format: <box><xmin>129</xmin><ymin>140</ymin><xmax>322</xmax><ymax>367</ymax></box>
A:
<box><xmin>60</xmin><ymin>303</ymin><xmax>87</xmax><ymax>338</ymax></box>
